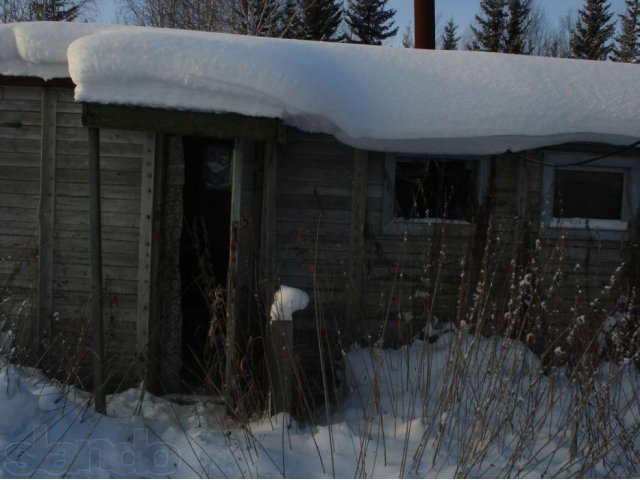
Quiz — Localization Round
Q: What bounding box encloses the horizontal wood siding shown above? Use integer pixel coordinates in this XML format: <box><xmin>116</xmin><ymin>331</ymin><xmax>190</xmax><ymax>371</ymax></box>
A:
<box><xmin>0</xmin><ymin>86</ymin><xmax>41</xmax><ymax>344</ymax></box>
<box><xmin>52</xmin><ymin>88</ymin><xmax>144</xmax><ymax>387</ymax></box>
<box><xmin>522</xmin><ymin>149</ymin><xmax>633</xmax><ymax>334</ymax></box>
<box><xmin>275</xmin><ymin>128</ymin><xmax>354</xmax><ymax>389</ymax></box>
<box><xmin>276</xmin><ymin>129</ymin><xmax>352</xmax><ymax>300</ymax></box>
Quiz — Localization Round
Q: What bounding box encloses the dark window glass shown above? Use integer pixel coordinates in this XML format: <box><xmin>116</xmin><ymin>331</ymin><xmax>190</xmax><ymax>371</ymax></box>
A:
<box><xmin>553</xmin><ymin>169</ymin><xmax>623</xmax><ymax>220</ymax></box>
<box><xmin>394</xmin><ymin>159</ymin><xmax>474</xmax><ymax>221</ymax></box>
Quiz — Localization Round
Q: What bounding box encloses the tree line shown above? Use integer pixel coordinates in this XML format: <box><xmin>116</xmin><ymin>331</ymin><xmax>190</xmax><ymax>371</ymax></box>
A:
<box><xmin>1</xmin><ymin>0</ymin><xmax>638</xmax><ymax>62</ymax></box>
<box><xmin>466</xmin><ymin>0</ymin><xmax>639</xmax><ymax>62</ymax></box>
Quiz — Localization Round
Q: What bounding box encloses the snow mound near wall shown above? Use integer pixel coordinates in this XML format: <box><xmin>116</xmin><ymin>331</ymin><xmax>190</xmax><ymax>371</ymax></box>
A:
<box><xmin>2</xmin><ymin>22</ymin><xmax>640</xmax><ymax>154</ymax></box>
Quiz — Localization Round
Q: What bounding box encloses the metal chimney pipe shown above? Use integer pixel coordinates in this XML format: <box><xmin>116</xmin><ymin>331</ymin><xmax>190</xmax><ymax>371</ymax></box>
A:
<box><xmin>414</xmin><ymin>0</ymin><xmax>436</xmax><ymax>49</ymax></box>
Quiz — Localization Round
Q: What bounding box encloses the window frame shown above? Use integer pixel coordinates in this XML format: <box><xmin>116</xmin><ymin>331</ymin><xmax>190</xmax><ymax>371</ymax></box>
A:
<box><xmin>383</xmin><ymin>153</ymin><xmax>492</xmax><ymax>235</ymax></box>
<box><xmin>540</xmin><ymin>152</ymin><xmax>640</xmax><ymax>240</ymax></box>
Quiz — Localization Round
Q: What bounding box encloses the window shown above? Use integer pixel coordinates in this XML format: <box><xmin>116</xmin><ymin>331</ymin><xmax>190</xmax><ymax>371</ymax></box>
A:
<box><xmin>383</xmin><ymin>154</ymin><xmax>491</xmax><ymax>234</ymax></box>
<box><xmin>541</xmin><ymin>152</ymin><xmax>640</xmax><ymax>237</ymax></box>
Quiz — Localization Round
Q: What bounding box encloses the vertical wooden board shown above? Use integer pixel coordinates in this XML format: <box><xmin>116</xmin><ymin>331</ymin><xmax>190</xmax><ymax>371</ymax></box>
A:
<box><xmin>261</xmin><ymin>142</ymin><xmax>278</xmax><ymax>301</ymax></box>
<box><xmin>346</xmin><ymin>149</ymin><xmax>368</xmax><ymax>335</ymax></box>
<box><xmin>225</xmin><ymin>138</ymin><xmax>247</xmax><ymax>388</ymax></box>
<box><xmin>37</xmin><ymin>87</ymin><xmax>57</xmax><ymax>341</ymax></box>
<box><xmin>136</xmin><ymin>132</ymin><xmax>156</xmax><ymax>381</ymax></box>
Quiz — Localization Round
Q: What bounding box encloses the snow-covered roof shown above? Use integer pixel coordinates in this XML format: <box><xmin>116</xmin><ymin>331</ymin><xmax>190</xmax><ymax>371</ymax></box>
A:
<box><xmin>1</xmin><ymin>22</ymin><xmax>639</xmax><ymax>155</ymax></box>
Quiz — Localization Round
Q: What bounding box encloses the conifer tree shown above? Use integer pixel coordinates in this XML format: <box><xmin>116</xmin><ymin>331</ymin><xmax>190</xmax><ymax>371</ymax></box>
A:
<box><xmin>612</xmin><ymin>0</ymin><xmax>640</xmax><ymax>62</ymax></box>
<box><xmin>345</xmin><ymin>0</ymin><xmax>398</xmax><ymax>45</ymax></box>
<box><xmin>401</xmin><ymin>24</ymin><xmax>414</xmax><ymax>48</ymax></box>
<box><xmin>302</xmin><ymin>0</ymin><xmax>342</xmax><ymax>41</ymax></box>
<box><xmin>469</xmin><ymin>0</ymin><xmax>507</xmax><ymax>52</ymax></box>
<box><xmin>28</xmin><ymin>0</ymin><xmax>88</xmax><ymax>21</ymax></box>
<box><xmin>570</xmin><ymin>0</ymin><xmax>616</xmax><ymax>60</ymax></box>
<box><xmin>279</xmin><ymin>0</ymin><xmax>306</xmax><ymax>39</ymax></box>
<box><xmin>441</xmin><ymin>17</ymin><xmax>459</xmax><ymax>50</ymax></box>
<box><xmin>504</xmin><ymin>0</ymin><xmax>532</xmax><ymax>54</ymax></box>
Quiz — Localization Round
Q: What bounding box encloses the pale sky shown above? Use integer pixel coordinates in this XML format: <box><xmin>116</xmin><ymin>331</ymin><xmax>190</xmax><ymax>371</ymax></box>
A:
<box><xmin>96</xmin><ymin>0</ymin><xmax>629</xmax><ymax>45</ymax></box>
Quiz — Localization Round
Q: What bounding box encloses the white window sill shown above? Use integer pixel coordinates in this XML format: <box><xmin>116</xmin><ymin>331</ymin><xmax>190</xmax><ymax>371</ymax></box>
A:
<box><xmin>549</xmin><ymin>218</ymin><xmax>628</xmax><ymax>231</ymax></box>
<box><xmin>383</xmin><ymin>218</ymin><xmax>474</xmax><ymax>235</ymax></box>
<box><xmin>395</xmin><ymin>217</ymin><xmax>472</xmax><ymax>226</ymax></box>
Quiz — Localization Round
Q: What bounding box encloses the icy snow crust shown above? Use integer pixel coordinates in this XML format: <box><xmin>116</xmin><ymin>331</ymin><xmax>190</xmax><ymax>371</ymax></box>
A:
<box><xmin>2</xmin><ymin>22</ymin><xmax>640</xmax><ymax>154</ymax></box>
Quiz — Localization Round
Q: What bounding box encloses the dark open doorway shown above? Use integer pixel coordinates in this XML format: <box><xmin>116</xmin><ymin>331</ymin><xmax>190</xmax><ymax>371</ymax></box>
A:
<box><xmin>180</xmin><ymin>136</ymin><xmax>234</xmax><ymax>391</ymax></box>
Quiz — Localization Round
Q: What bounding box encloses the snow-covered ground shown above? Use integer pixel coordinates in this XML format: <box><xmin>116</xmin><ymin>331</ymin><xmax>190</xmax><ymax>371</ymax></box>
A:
<box><xmin>0</xmin><ymin>331</ymin><xmax>638</xmax><ymax>478</ymax></box>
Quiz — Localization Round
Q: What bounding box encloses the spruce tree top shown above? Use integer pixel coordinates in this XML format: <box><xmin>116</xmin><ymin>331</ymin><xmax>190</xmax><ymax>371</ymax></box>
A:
<box><xmin>571</xmin><ymin>0</ymin><xmax>617</xmax><ymax>60</ymax></box>
<box><xmin>346</xmin><ymin>0</ymin><xmax>398</xmax><ymax>45</ymax></box>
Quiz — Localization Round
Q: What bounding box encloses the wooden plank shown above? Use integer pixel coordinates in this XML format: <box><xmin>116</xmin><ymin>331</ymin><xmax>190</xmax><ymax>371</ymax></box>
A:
<box><xmin>0</xmin><ymin>86</ymin><xmax>43</xmax><ymax>101</ymax></box>
<box><xmin>346</xmin><ymin>149</ymin><xmax>368</xmax><ymax>335</ymax></box>
<box><xmin>57</xmin><ymin>127</ymin><xmax>145</xmax><ymax>145</ymax></box>
<box><xmin>277</xmin><ymin>181</ymin><xmax>353</xmax><ymax>197</ymax></box>
<box><xmin>56</xmin><ymin>112</ymin><xmax>83</xmax><ymax>128</ymax></box>
<box><xmin>136</xmin><ymin>132</ymin><xmax>155</xmax><ymax>386</ymax></box>
<box><xmin>0</xmin><ymin>99</ymin><xmax>42</xmax><ymax>112</ymax></box>
<box><xmin>56</xmin><ymin>168</ymin><xmax>141</xmax><ymax>186</ymax></box>
<box><xmin>83</xmin><ymin>103</ymin><xmax>284</xmax><ymax>142</ymax></box>
<box><xmin>56</xmin><ymin>154</ymin><xmax>143</xmax><ymax>172</ymax></box>
<box><xmin>56</xmin><ymin>210</ymin><xmax>139</xmax><ymax>228</ymax></box>
<box><xmin>54</xmin><ymin>237</ymin><xmax>140</xmax><ymax>255</ymax></box>
<box><xmin>56</xmin><ymin>102</ymin><xmax>82</xmax><ymax>114</ymax></box>
<box><xmin>261</xmin><ymin>141</ymin><xmax>293</xmax><ymax>413</ymax></box>
<box><xmin>0</xmin><ymin>193</ymin><xmax>40</xmax><ymax>208</ymax></box>
<box><xmin>57</xmin><ymin>140</ymin><xmax>143</xmax><ymax>158</ymax></box>
<box><xmin>0</xmin><ymin>206</ymin><xmax>38</xmax><ymax>223</ymax></box>
<box><xmin>56</xmin><ymin>196</ymin><xmax>141</xmax><ymax>214</ymax></box>
<box><xmin>0</xmin><ymin>165</ymin><xmax>40</xmax><ymax>181</ymax></box>
<box><xmin>275</xmin><ymin>194</ymin><xmax>351</xmax><ymax>211</ymax></box>
<box><xmin>54</xmin><ymin>263</ymin><xmax>139</xmax><ymax>282</ymax></box>
<box><xmin>262</xmin><ymin>142</ymin><xmax>278</xmax><ymax>301</ymax></box>
<box><xmin>55</xmin><ymin>225</ymin><xmax>140</xmax><ymax>243</ymax></box>
<box><xmin>0</xmin><ymin>152</ymin><xmax>42</xmax><ymax>167</ymax></box>
<box><xmin>0</xmin><ymin>220</ymin><xmax>38</xmax><ymax>236</ymax></box>
<box><xmin>0</xmin><ymin>179</ymin><xmax>40</xmax><ymax>195</ymax></box>
<box><xmin>88</xmin><ymin>126</ymin><xmax>106</xmax><ymax>414</ymax></box>
<box><xmin>38</xmin><ymin>87</ymin><xmax>57</xmax><ymax>343</ymax></box>
<box><xmin>56</xmin><ymin>88</ymin><xmax>75</xmax><ymax>103</ymax></box>
<box><xmin>225</xmin><ymin>138</ymin><xmax>247</xmax><ymax>399</ymax></box>
<box><xmin>55</xmin><ymin>182</ymin><xmax>140</xmax><ymax>200</ymax></box>
<box><xmin>0</xmin><ymin>138</ymin><xmax>42</xmax><ymax>154</ymax></box>
<box><xmin>0</xmin><ymin>125</ymin><xmax>41</xmax><ymax>140</ymax></box>
<box><xmin>53</xmin><ymin>277</ymin><xmax>138</xmax><ymax>295</ymax></box>
<box><xmin>55</xmin><ymin>249</ymin><xmax>138</xmax><ymax>268</ymax></box>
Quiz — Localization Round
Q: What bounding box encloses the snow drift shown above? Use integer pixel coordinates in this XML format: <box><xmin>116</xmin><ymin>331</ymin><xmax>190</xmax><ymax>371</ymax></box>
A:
<box><xmin>1</xmin><ymin>22</ymin><xmax>640</xmax><ymax>154</ymax></box>
<box><xmin>0</xmin><ymin>332</ymin><xmax>639</xmax><ymax>477</ymax></box>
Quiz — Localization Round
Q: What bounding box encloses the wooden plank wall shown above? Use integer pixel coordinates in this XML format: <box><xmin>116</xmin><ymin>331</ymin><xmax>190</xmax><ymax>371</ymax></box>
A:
<box><xmin>517</xmin><ymin>149</ymin><xmax>633</xmax><ymax>333</ymax></box>
<box><xmin>51</xmin><ymin>88</ymin><xmax>145</xmax><ymax>387</ymax></box>
<box><xmin>365</xmin><ymin>152</ymin><xmax>481</xmax><ymax>343</ymax></box>
<box><xmin>275</xmin><ymin>128</ymin><xmax>354</xmax><ymax>381</ymax></box>
<box><xmin>0</xmin><ymin>86</ymin><xmax>41</xmax><ymax>345</ymax></box>
<box><xmin>276</xmin><ymin>129</ymin><xmax>353</xmax><ymax>307</ymax></box>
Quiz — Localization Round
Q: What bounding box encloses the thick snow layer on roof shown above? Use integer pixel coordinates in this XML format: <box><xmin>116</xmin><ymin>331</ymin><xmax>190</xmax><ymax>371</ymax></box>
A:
<box><xmin>2</xmin><ymin>22</ymin><xmax>640</xmax><ymax>154</ymax></box>
<box><xmin>0</xmin><ymin>22</ymin><xmax>128</xmax><ymax>79</ymax></box>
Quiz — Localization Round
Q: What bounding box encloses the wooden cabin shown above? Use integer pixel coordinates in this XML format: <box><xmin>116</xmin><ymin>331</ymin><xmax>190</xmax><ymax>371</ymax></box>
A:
<box><xmin>1</xmin><ymin>23</ymin><xmax>639</xmax><ymax>410</ymax></box>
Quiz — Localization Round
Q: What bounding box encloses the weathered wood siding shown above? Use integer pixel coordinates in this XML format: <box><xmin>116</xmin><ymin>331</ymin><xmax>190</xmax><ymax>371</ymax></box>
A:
<box><xmin>0</xmin><ymin>86</ymin><xmax>41</xmax><ymax>343</ymax></box>
<box><xmin>516</xmin><ymin>148</ymin><xmax>636</xmax><ymax>331</ymax></box>
<box><xmin>274</xmin><ymin>128</ymin><xmax>353</xmax><ymax>386</ymax></box>
<box><xmin>276</xmin><ymin>129</ymin><xmax>353</xmax><ymax>307</ymax></box>
<box><xmin>0</xmin><ymin>84</ymin><xmax>147</xmax><ymax>387</ymax></box>
<box><xmin>277</xmin><ymin>128</ymin><xmax>638</xmax><ymax>353</ymax></box>
<box><xmin>52</xmin><ymin>88</ymin><xmax>146</xmax><ymax>386</ymax></box>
